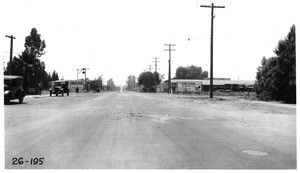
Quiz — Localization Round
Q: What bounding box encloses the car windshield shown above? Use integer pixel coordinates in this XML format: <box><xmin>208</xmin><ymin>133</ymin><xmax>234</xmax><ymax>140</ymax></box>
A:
<box><xmin>4</xmin><ymin>79</ymin><xmax>23</xmax><ymax>86</ymax></box>
<box><xmin>54</xmin><ymin>82</ymin><xmax>63</xmax><ymax>86</ymax></box>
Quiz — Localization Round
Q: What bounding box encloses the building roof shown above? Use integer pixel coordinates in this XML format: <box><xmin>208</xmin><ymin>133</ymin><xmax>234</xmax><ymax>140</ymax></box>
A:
<box><xmin>53</xmin><ymin>80</ymin><xmax>69</xmax><ymax>83</ymax></box>
<box><xmin>57</xmin><ymin>79</ymin><xmax>85</xmax><ymax>82</ymax></box>
<box><xmin>4</xmin><ymin>75</ymin><xmax>23</xmax><ymax>80</ymax></box>
<box><xmin>201</xmin><ymin>80</ymin><xmax>254</xmax><ymax>86</ymax></box>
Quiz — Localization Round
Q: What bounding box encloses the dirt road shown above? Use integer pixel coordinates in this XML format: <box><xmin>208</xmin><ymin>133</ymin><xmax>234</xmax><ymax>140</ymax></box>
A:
<box><xmin>5</xmin><ymin>91</ymin><xmax>296</xmax><ymax>169</ymax></box>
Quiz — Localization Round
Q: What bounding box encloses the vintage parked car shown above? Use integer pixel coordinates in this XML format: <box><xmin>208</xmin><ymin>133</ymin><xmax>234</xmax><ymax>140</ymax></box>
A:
<box><xmin>49</xmin><ymin>80</ymin><xmax>70</xmax><ymax>96</ymax></box>
<box><xmin>4</xmin><ymin>75</ymin><xmax>25</xmax><ymax>104</ymax></box>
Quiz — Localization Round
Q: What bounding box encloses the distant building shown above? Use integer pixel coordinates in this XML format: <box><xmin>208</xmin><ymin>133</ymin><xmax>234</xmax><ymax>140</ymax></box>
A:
<box><xmin>61</xmin><ymin>79</ymin><xmax>85</xmax><ymax>92</ymax></box>
<box><xmin>200</xmin><ymin>79</ymin><xmax>254</xmax><ymax>92</ymax></box>
<box><xmin>160</xmin><ymin>79</ymin><xmax>255</xmax><ymax>93</ymax></box>
<box><xmin>70</xmin><ymin>80</ymin><xmax>85</xmax><ymax>91</ymax></box>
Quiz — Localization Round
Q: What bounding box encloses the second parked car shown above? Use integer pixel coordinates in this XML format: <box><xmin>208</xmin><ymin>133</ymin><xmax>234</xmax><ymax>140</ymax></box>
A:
<box><xmin>49</xmin><ymin>80</ymin><xmax>70</xmax><ymax>96</ymax></box>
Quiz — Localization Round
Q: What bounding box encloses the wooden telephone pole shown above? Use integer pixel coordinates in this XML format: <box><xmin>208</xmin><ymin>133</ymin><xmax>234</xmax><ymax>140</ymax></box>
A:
<box><xmin>164</xmin><ymin>44</ymin><xmax>176</xmax><ymax>93</ymax></box>
<box><xmin>147</xmin><ymin>65</ymin><xmax>153</xmax><ymax>72</ymax></box>
<box><xmin>5</xmin><ymin>35</ymin><xmax>16</xmax><ymax>75</ymax></box>
<box><xmin>152</xmin><ymin>57</ymin><xmax>160</xmax><ymax>72</ymax></box>
<box><xmin>200</xmin><ymin>3</ymin><xmax>225</xmax><ymax>98</ymax></box>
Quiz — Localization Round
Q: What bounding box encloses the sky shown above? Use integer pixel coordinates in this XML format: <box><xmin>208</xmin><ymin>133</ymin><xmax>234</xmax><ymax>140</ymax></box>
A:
<box><xmin>0</xmin><ymin>0</ymin><xmax>297</xmax><ymax>86</ymax></box>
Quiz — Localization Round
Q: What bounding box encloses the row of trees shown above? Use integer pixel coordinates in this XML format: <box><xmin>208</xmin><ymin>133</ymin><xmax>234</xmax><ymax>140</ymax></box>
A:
<box><xmin>4</xmin><ymin>28</ymin><xmax>59</xmax><ymax>92</ymax></box>
<box><xmin>174</xmin><ymin>65</ymin><xmax>208</xmax><ymax>79</ymax></box>
<box><xmin>255</xmin><ymin>25</ymin><xmax>296</xmax><ymax>103</ymax></box>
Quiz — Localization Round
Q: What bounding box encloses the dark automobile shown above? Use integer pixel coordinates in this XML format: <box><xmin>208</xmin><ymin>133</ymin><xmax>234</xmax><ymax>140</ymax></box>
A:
<box><xmin>4</xmin><ymin>75</ymin><xmax>25</xmax><ymax>104</ymax></box>
<box><xmin>142</xmin><ymin>86</ymin><xmax>156</xmax><ymax>93</ymax></box>
<box><xmin>49</xmin><ymin>80</ymin><xmax>70</xmax><ymax>96</ymax></box>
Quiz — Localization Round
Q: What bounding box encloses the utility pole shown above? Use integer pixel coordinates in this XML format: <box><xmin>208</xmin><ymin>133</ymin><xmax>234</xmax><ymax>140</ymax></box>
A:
<box><xmin>5</xmin><ymin>35</ymin><xmax>16</xmax><ymax>75</ymax></box>
<box><xmin>152</xmin><ymin>57</ymin><xmax>160</xmax><ymax>93</ymax></box>
<box><xmin>82</xmin><ymin>68</ymin><xmax>89</xmax><ymax>87</ymax></box>
<box><xmin>77</xmin><ymin>69</ymin><xmax>79</xmax><ymax>86</ymax></box>
<box><xmin>200</xmin><ymin>3</ymin><xmax>225</xmax><ymax>98</ymax></box>
<box><xmin>100</xmin><ymin>75</ymin><xmax>103</xmax><ymax>91</ymax></box>
<box><xmin>164</xmin><ymin>44</ymin><xmax>176</xmax><ymax>93</ymax></box>
<box><xmin>147</xmin><ymin>65</ymin><xmax>153</xmax><ymax>72</ymax></box>
<box><xmin>78</xmin><ymin>68</ymin><xmax>89</xmax><ymax>91</ymax></box>
<box><xmin>152</xmin><ymin>57</ymin><xmax>160</xmax><ymax>72</ymax></box>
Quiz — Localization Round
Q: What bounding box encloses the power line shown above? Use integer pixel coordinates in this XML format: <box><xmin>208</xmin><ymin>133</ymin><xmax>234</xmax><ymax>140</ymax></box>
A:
<box><xmin>200</xmin><ymin>3</ymin><xmax>225</xmax><ymax>98</ymax></box>
<box><xmin>164</xmin><ymin>44</ymin><xmax>176</xmax><ymax>93</ymax></box>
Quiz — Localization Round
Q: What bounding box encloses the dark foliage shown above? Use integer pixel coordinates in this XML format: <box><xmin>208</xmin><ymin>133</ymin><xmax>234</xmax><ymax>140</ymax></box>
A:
<box><xmin>126</xmin><ymin>75</ymin><xmax>137</xmax><ymax>90</ymax></box>
<box><xmin>89</xmin><ymin>76</ymin><xmax>103</xmax><ymax>92</ymax></box>
<box><xmin>138</xmin><ymin>71</ymin><xmax>161</xmax><ymax>92</ymax></box>
<box><xmin>4</xmin><ymin>28</ymin><xmax>49</xmax><ymax>92</ymax></box>
<box><xmin>50</xmin><ymin>70</ymin><xmax>59</xmax><ymax>81</ymax></box>
<box><xmin>255</xmin><ymin>25</ymin><xmax>296</xmax><ymax>103</ymax></box>
<box><xmin>106</xmin><ymin>78</ymin><xmax>118</xmax><ymax>91</ymax></box>
<box><xmin>174</xmin><ymin>65</ymin><xmax>208</xmax><ymax>79</ymax></box>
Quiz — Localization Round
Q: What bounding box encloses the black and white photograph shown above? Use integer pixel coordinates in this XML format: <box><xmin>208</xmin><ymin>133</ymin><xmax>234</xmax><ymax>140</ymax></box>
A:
<box><xmin>0</xmin><ymin>0</ymin><xmax>297</xmax><ymax>171</ymax></box>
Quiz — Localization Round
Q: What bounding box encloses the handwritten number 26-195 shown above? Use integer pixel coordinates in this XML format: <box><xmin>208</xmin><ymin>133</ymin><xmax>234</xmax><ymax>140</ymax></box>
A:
<box><xmin>12</xmin><ymin>157</ymin><xmax>44</xmax><ymax>165</ymax></box>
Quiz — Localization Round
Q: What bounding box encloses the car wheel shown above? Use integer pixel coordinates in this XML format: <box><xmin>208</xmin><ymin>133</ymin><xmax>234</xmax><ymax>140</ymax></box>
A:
<box><xmin>19</xmin><ymin>96</ymin><xmax>24</xmax><ymax>104</ymax></box>
<box><xmin>4</xmin><ymin>95</ymin><xmax>10</xmax><ymax>105</ymax></box>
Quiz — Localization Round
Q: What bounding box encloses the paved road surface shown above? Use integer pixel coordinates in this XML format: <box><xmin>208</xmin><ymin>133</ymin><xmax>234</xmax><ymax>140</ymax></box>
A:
<box><xmin>5</xmin><ymin>91</ymin><xmax>296</xmax><ymax>169</ymax></box>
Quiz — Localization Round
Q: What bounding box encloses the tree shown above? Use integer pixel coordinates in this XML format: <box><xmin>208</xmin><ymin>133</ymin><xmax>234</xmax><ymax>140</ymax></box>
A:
<box><xmin>25</xmin><ymin>28</ymin><xmax>46</xmax><ymax>58</ymax></box>
<box><xmin>4</xmin><ymin>56</ymin><xmax>25</xmax><ymax>76</ymax></box>
<box><xmin>138</xmin><ymin>71</ymin><xmax>161</xmax><ymax>92</ymax></box>
<box><xmin>89</xmin><ymin>76</ymin><xmax>102</xmax><ymax>92</ymax></box>
<box><xmin>51</xmin><ymin>70</ymin><xmax>59</xmax><ymax>81</ymax></box>
<box><xmin>4</xmin><ymin>28</ymin><xmax>48</xmax><ymax>92</ymax></box>
<box><xmin>201</xmin><ymin>71</ymin><xmax>208</xmax><ymax>79</ymax></box>
<box><xmin>255</xmin><ymin>25</ymin><xmax>295</xmax><ymax>103</ymax></box>
<box><xmin>174</xmin><ymin>66</ymin><xmax>188</xmax><ymax>79</ymax></box>
<box><xmin>274</xmin><ymin>25</ymin><xmax>296</xmax><ymax>103</ymax></box>
<box><xmin>98</xmin><ymin>76</ymin><xmax>103</xmax><ymax>91</ymax></box>
<box><xmin>174</xmin><ymin>65</ymin><xmax>208</xmax><ymax>79</ymax></box>
<box><xmin>107</xmin><ymin>78</ymin><xmax>117</xmax><ymax>91</ymax></box>
<box><xmin>126</xmin><ymin>75</ymin><xmax>136</xmax><ymax>90</ymax></box>
<box><xmin>152</xmin><ymin>72</ymin><xmax>161</xmax><ymax>86</ymax></box>
<box><xmin>48</xmin><ymin>72</ymin><xmax>52</xmax><ymax>81</ymax></box>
